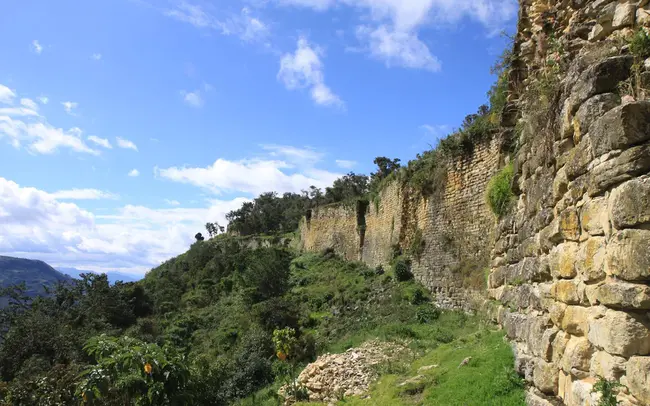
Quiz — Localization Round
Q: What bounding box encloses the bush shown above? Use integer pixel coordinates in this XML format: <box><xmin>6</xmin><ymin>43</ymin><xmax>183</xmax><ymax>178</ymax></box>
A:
<box><xmin>415</xmin><ymin>305</ymin><xmax>441</xmax><ymax>324</ymax></box>
<box><xmin>487</xmin><ymin>163</ymin><xmax>514</xmax><ymax>217</ymax></box>
<box><xmin>630</xmin><ymin>28</ymin><xmax>650</xmax><ymax>59</ymax></box>
<box><xmin>393</xmin><ymin>257</ymin><xmax>413</xmax><ymax>282</ymax></box>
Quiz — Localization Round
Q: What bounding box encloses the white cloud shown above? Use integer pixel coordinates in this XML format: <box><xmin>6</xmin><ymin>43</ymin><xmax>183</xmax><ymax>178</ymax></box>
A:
<box><xmin>164</xmin><ymin>2</ymin><xmax>269</xmax><ymax>43</ymax></box>
<box><xmin>278</xmin><ymin>37</ymin><xmax>343</xmax><ymax>107</ymax></box>
<box><xmin>128</xmin><ymin>169</ymin><xmax>140</xmax><ymax>177</ymax></box>
<box><xmin>0</xmin><ymin>176</ymin><xmax>249</xmax><ymax>276</ymax></box>
<box><xmin>156</xmin><ymin>147</ymin><xmax>342</xmax><ymax>196</ymax></box>
<box><xmin>165</xmin><ymin>199</ymin><xmax>181</xmax><ymax>206</ymax></box>
<box><xmin>62</xmin><ymin>101</ymin><xmax>78</xmax><ymax>115</ymax></box>
<box><xmin>91</xmin><ymin>53</ymin><xmax>102</xmax><ymax>60</ymax></box>
<box><xmin>181</xmin><ymin>90</ymin><xmax>204</xmax><ymax>107</ymax></box>
<box><xmin>87</xmin><ymin>135</ymin><xmax>112</xmax><ymax>149</ymax></box>
<box><xmin>51</xmin><ymin>189</ymin><xmax>119</xmax><ymax>200</ymax></box>
<box><xmin>0</xmin><ymin>115</ymin><xmax>100</xmax><ymax>155</ymax></box>
<box><xmin>20</xmin><ymin>98</ymin><xmax>38</xmax><ymax>110</ymax></box>
<box><xmin>0</xmin><ymin>107</ymin><xmax>39</xmax><ymax>117</ymax></box>
<box><xmin>335</xmin><ymin>159</ymin><xmax>357</xmax><ymax>169</ymax></box>
<box><xmin>0</xmin><ymin>85</ymin><xmax>16</xmax><ymax>105</ymax></box>
<box><xmin>38</xmin><ymin>96</ymin><xmax>49</xmax><ymax>105</ymax></box>
<box><xmin>356</xmin><ymin>25</ymin><xmax>441</xmax><ymax>71</ymax></box>
<box><xmin>276</xmin><ymin>0</ymin><xmax>516</xmax><ymax>71</ymax></box>
<box><xmin>116</xmin><ymin>137</ymin><xmax>138</xmax><ymax>151</ymax></box>
<box><xmin>32</xmin><ymin>40</ymin><xmax>43</xmax><ymax>54</ymax></box>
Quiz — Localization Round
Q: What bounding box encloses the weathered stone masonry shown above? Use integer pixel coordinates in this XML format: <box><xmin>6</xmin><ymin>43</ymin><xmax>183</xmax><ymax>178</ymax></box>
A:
<box><xmin>489</xmin><ymin>1</ymin><xmax>650</xmax><ymax>405</ymax></box>
<box><xmin>299</xmin><ymin>135</ymin><xmax>504</xmax><ymax>311</ymax></box>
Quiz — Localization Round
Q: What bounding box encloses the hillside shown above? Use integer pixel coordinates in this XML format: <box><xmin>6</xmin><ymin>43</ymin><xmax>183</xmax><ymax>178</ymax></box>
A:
<box><xmin>0</xmin><ymin>256</ymin><xmax>71</xmax><ymax>305</ymax></box>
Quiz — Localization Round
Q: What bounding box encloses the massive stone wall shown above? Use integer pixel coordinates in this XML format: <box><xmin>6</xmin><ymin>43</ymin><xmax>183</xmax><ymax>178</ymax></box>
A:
<box><xmin>488</xmin><ymin>1</ymin><xmax>650</xmax><ymax>405</ymax></box>
<box><xmin>299</xmin><ymin>135</ymin><xmax>503</xmax><ymax>310</ymax></box>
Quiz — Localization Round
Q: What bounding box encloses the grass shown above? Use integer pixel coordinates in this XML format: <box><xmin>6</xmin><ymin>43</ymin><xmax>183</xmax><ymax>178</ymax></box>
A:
<box><xmin>486</xmin><ymin>163</ymin><xmax>514</xmax><ymax>218</ymax></box>
<box><xmin>290</xmin><ymin>329</ymin><xmax>524</xmax><ymax>406</ymax></box>
<box><xmin>237</xmin><ymin>253</ymin><xmax>525</xmax><ymax>406</ymax></box>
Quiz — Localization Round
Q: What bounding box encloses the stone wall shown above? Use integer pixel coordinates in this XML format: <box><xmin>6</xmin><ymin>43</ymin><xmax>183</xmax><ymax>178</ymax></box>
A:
<box><xmin>299</xmin><ymin>135</ymin><xmax>504</xmax><ymax>310</ymax></box>
<box><xmin>488</xmin><ymin>1</ymin><xmax>650</xmax><ymax>405</ymax></box>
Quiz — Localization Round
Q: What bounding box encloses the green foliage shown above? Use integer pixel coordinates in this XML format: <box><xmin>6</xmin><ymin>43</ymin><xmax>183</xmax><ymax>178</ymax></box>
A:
<box><xmin>486</xmin><ymin>163</ymin><xmax>514</xmax><ymax>217</ymax></box>
<box><xmin>629</xmin><ymin>28</ymin><xmax>650</xmax><ymax>59</ymax></box>
<box><xmin>415</xmin><ymin>305</ymin><xmax>441</xmax><ymax>324</ymax></box>
<box><xmin>76</xmin><ymin>335</ymin><xmax>190</xmax><ymax>405</ymax></box>
<box><xmin>592</xmin><ymin>378</ymin><xmax>624</xmax><ymax>406</ymax></box>
<box><xmin>393</xmin><ymin>257</ymin><xmax>413</xmax><ymax>282</ymax></box>
<box><xmin>0</xmin><ymin>255</ymin><xmax>71</xmax><ymax>307</ymax></box>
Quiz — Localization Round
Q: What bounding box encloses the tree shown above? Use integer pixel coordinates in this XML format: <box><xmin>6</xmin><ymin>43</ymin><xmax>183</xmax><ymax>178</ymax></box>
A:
<box><xmin>324</xmin><ymin>172</ymin><xmax>369</xmax><ymax>203</ymax></box>
<box><xmin>372</xmin><ymin>157</ymin><xmax>401</xmax><ymax>180</ymax></box>
<box><xmin>195</xmin><ymin>233</ymin><xmax>205</xmax><ymax>242</ymax></box>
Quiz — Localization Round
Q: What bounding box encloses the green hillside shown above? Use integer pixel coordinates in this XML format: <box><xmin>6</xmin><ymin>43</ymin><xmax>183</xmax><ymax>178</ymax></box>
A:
<box><xmin>0</xmin><ymin>256</ymin><xmax>71</xmax><ymax>306</ymax></box>
<box><xmin>0</xmin><ymin>237</ymin><xmax>523</xmax><ymax>405</ymax></box>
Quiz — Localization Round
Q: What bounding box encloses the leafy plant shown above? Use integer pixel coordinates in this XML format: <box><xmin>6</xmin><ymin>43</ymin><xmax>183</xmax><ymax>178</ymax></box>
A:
<box><xmin>592</xmin><ymin>377</ymin><xmax>624</xmax><ymax>406</ymax></box>
<box><xmin>486</xmin><ymin>163</ymin><xmax>514</xmax><ymax>218</ymax></box>
<box><xmin>393</xmin><ymin>257</ymin><xmax>414</xmax><ymax>282</ymax></box>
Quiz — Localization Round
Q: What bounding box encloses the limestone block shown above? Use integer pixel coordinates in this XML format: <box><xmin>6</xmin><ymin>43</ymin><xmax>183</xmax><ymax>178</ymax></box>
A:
<box><xmin>553</xmin><ymin>167</ymin><xmax>569</xmax><ymax>203</ymax></box>
<box><xmin>596</xmin><ymin>281</ymin><xmax>650</xmax><ymax>309</ymax></box>
<box><xmin>580</xmin><ymin>197</ymin><xmax>608</xmax><ymax>236</ymax></box>
<box><xmin>573</xmin><ymin>93</ymin><xmax>620</xmax><ymax>144</ymax></box>
<box><xmin>568</xmin><ymin>56</ymin><xmax>633</xmax><ymax>114</ymax></box>
<box><xmin>515</xmin><ymin>343</ymin><xmax>536</xmax><ymax>382</ymax></box>
<box><xmin>553</xmin><ymin>330</ymin><xmax>571</xmax><ymax>363</ymax></box>
<box><xmin>562</xmin><ymin>336</ymin><xmax>595</xmax><ymax>372</ymax></box>
<box><xmin>588</xmin><ymin>143</ymin><xmax>650</xmax><ymax>197</ymax></box>
<box><xmin>534</xmin><ymin>359</ymin><xmax>559</xmax><ymax>395</ymax></box>
<box><xmin>590</xmin><ymin>351</ymin><xmax>627</xmax><ymax>381</ymax></box>
<box><xmin>550</xmin><ymin>242</ymin><xmax>579</xmax><ymax>279</ymax></box>
<box><xmin>526</xmin><ymin>388</ymin><xmax>556</xmax><ymax>406</ymax></box>
<box><xmin>589</xmin><ymin>21</ymin><xmax>615</xmax><ymax>41</ymax></box>
<box><xmin>561</xmin><ymin>305</ymin><xmax>594</xmax><ymax>336</ymax></box>
<box><xmin>550</xmin><ymin>301</ymin><xmax>567</xmax><ymax>327</ymax></box>
<box><xmin>626</xmin><ymin>356</ymin><xmax>650</xmax><ymax>404</ymax></box>
<box><xmin>612</xmin><ymin>3</ymin><xmax>636</xmax><ymax>28</ymax></box>
<box><xmin>638</xmin><ymin>6</ymin><xmax>650</xmax><ymax>26</ymax></box>
<box><xmin>589</xmin><ymin>102</ymin><xmax>650</xmax><ymax>157</ymax></box>
<box><xmin>609</xmin><ymin>177</ymin><xmax>650</xmax><ymax>229</ymax></box>
<box><xmin>551</xmin><ymin>280</ymin><xmax>582</xmax><ymax>304</ymax></box>
<box><xmin>607</xmin><ymin>229</ymin><xmax>650</xmax><ymax>281</ymax></box>
<box><xmin>559</xmin><ymin>208</ymin><xmax>581</xmax><ymax>241</ymax></box>
<box><xmin>588</xmin><ymin>309</ymin><xmax>650</xmax><ymax>357</ymax></box>
<box><xmin>569</xmin><ymin>377</ymin><xmax>600</xmax><ymax>406</ymax></box>
<box><xmin>565</xmin><ymin>137</ymin><xmax>594</xmax><ymax>180</ymax></box>
<box><xmin>576</xmin><ymin>237</ymin><xmax>607</xmax><ymax>283</ymax></box>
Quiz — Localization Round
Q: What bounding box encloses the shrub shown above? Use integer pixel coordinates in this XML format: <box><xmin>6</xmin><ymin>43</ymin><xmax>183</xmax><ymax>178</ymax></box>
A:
<box><xmin>393</xmin><ymin>257</ymin><xmax>413</xmax><ymax>282</ymax></box>
<box><xmin>592</xmin><ymin>377</ymin><xmax>624</xmax><ymax>406</ymax></box>
<box><xmin>415</xmin><ymin>305</ymin><xmax>441</xmax><ymax>324</ymax></box>
<box><xmin>629</xmin><ymin>28</ymin><xmax>650</xmax><ymax>59</ymax></box>
<box><xmin>487</xmin><ymin>163</ymin><xmax>514</xmax><ymax>217</ymax></box>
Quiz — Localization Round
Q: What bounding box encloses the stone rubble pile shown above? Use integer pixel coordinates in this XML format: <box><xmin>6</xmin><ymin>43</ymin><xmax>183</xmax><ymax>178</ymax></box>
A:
<box><xmin>279</xmin><ymin>340</ymin><xmax>409</xmax><ymax>404</ymax></box>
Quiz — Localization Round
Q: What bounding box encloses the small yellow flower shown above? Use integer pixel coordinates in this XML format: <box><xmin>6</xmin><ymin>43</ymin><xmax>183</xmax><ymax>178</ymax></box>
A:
<box><xmin>144</xmin><ymin>362</ymin><xmax>153</xmax><ymax>375</ymax></box>
<box><xmin>277</xmin><ymin>351</ymin><xmax>287</xmax><ymax>361</ymax></box>
<box><xmin>82</xmin><ymin>392</ymin><xmax>88</xmax><ymax>403</ymax></box>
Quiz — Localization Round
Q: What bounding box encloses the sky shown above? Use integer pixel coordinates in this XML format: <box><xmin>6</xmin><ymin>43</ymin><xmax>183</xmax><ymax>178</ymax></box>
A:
<box><xmin>0</xmin><ymin>0</ymin><xmax>517</xmax><ymax>277</ymax></box>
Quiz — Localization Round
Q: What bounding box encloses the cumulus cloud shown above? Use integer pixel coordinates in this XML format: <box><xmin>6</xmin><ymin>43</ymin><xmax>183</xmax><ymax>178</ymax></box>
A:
<box><xmin>116</xmin><ymin>137</ymin><xmax>138</xmax><ymax>151</ymax></box>
<box><xmin>181</xmin><ymin>90</ymin><xmax>204</xmax><ymax>107</ymax></box>
<box><xmin>157</xmin><ymin>144</ymin><xmax>342</xmax><ymax>196</ymax></box>
<box><xmin>91</xmin><ymin>53</ymin><xmax>102</xmax><ymax>60</ymax></box>
<box><xmin>87</xmin><ymin>135</ymin><xmax>112</xmax><ymax>149</ymax></box>
<box><xmin>128</xmin><ymin>169</ymin><xmax>140</xmax><ymax>177</ymax></box>
<box><xmin>276</xmin><ymin>0</ymin><xmax>516</xmax><ymax>71</ymax></box>
<box><xmin>0</xmin><ymin>85</ymin><xmax>16</xmax><ymax>105</ymax></box>
<box><xmin>278</xmin><ymin>37</ymin><xmax>343</xmax><ymax>107</ymax></box>
<box><xmin>62</xmin><ymin>101</ymin><xmax>78</xmax><ymax>115</ymax></box>
<box><xmin>32</xmin><ymin>40</ymin><xmax>43</xmax><ymax>54</ymax></box>
<box><xmin>20</xmin><ymin>98</ymin><xmax>39</xmax><ymax>110</ymax></box>
<box><xmin>51</xmin><ymin>189</ymin><xmax>119</xmax><ymax>200</ymax></box>
<box><xmin>0</xmin><ymin>177</ymin><xmax>248</xmax><ymax>276</ymax></box>
<box><xmin>356</xmin><ymin>25</ymin><xmax>441</xmax><ymax>71</ymax></box>
<box><xmin>38</xmin><ymin>96</ymin><xmax>49</xmax><ymax>105</ymax></box>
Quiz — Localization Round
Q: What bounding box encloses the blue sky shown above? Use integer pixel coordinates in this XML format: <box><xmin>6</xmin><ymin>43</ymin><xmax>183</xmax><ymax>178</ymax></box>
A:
<box><xmin>0</xmin><ymin>0</ymin><xmax>517</xmax><ymax>276</ymax></box>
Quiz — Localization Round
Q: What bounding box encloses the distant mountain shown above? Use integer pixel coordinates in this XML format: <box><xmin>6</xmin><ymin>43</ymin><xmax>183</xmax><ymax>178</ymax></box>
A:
<box><xmin>0</xmin><ymin>256</ymin><xmax>72</xmax><ymax>306</ymax></box>
<box><xmin>57</xmin><ymin>267</ymin><xmax>140</xmax><ymax>284</ymax></box>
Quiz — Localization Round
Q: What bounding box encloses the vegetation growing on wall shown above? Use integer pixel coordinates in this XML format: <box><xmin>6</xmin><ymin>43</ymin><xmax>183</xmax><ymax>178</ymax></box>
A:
<box><xmin>486</xmin><ymin>163</ymin><xmax>514</xmax><ymax>218</ymax></box>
